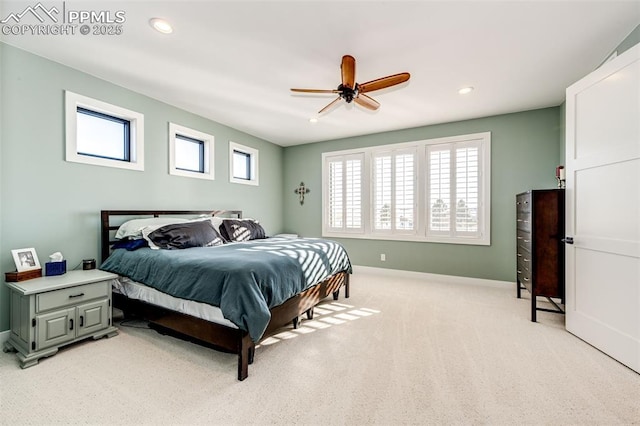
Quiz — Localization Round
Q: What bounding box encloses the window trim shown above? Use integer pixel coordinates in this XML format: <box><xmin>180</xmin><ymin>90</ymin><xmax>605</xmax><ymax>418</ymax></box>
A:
<box><xmin>65</xmin><ymin>91</ymin><xmax>144</xmax><ymax>171</ymax></box>
<box><xmin>229</xmin><ymin>141</ymin><xmax>259</xmax><ymax>186</ymax></box>
<box><xmin>321</xmin><ymin>132</ymin><xmax>491</xmax><ymax>246</ymax></box>
<box><xmin>169</xmin><ymin>123</ymin><xmax>215</xmax><ymax>180</ymax></box>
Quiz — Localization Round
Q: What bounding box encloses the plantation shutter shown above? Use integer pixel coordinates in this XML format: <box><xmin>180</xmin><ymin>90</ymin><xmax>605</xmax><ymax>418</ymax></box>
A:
<box><xmin>328</xmin><ymin>158</ymin><xmax>343</xmax><ymax>229</ymax></box>
<box><xmin>372</xmin><ymin>149</ymin><xmax>416</xmax><ymax>233</ymax></box>
<box><xmin>455</xmin><ymin>144</ymin><xmax>480</xmax><ymax>236</ymax></box>
<box><xmin>345</xmin><ymin>157</ymin><xmax>362</xmax><ymax>229</ymax></box>
<box><xmin>428</xmin><ymin>144</ymin><xmax>452</xmax><ymax>234</ymax></box>
<box><xmin>325</xmin><ymin>153</ymin><xmax>363</xmax><ymax>232</ymax></box>
<box><xmin>322</xmin><ymin>132</ymin><xmax>489</xmax><ymax>245</ymax></box>
<box><xmin>428</xmin><ymin>140</ymin><xmax>482</xmax><ymax>238</ymax></box>
<box><xmin>373</xmin><ymin>153</ymin><xmax>392</xmax><ymax>230</ymax></box>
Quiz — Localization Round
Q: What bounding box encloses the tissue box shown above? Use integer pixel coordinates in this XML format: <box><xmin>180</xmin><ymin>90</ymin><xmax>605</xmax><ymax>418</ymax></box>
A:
<box><xmin>45</xmin><ymin>260</ymin><xmax>66</xmax><ymax>276</ymax></box>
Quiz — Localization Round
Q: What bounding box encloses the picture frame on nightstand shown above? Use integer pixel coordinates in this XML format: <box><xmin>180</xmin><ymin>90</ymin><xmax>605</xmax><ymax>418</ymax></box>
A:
<box><xmin>11</xmin><ymin>248</ymin><xmax>41</xmax><ymax>272</ymax></box>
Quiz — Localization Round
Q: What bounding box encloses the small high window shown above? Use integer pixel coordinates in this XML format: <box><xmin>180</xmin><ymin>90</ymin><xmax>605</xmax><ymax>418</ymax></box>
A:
<box><xmin>229</xmin><ymin>142</ymin><xmax>259</xmax><ymax>186</ymax></box>
<box><xmin>169</xmin><ymin>123</ymin><xmax>214</xmax><ymax>180</ymax></box>
<box><xmin>65</xmin><ymin>91</ymin><xmax>144</xmax><ymax>171</ymax></box>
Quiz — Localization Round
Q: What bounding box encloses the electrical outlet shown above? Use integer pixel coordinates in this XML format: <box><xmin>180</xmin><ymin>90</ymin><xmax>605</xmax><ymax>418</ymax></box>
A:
<box><xmin>380</xmin><ymin>253</ymin><xmax>386</xmax><ymax>261</ymax></box>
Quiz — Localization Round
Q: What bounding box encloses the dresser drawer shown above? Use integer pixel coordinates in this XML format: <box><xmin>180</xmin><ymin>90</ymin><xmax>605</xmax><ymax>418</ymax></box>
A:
<box><xmin>517</xmin><ymin>230</ymin><xmax>532</xmax><ymax>252</ymax></box>
<box><xmin>36</xmin><ymin>281</ymin><xmax>109</xmax><ymax>313</ymax></box>
<box><xmin>516</xmin><ymin>212</ymin><xmax>531</xmax><ymax>232</ymax></box>
<box><xmin>517</xmin><ymin>268</ymin><xmax>532</xmax><ymax>292</ymax></box>
<box><xmin>517</xmin><ymin>255</ymin><xmax>531</xmax><ymax>274</ymax></box>
<box><xmin>516</xmin><ymin>193</ymin><xmax>532</xmax><ymax>213</ymax></box>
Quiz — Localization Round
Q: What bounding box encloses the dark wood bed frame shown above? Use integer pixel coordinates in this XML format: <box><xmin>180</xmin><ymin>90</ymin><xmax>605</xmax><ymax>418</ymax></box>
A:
<box><xmin>100</xmin><ymin>210</ymin><xmax>350</xmax><ymax>380</ymax></box>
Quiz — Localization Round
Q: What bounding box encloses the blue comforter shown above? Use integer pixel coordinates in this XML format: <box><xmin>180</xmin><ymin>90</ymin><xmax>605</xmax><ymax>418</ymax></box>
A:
<box><xmin>100</xmin><ymin>237</ymin><xmax>352</xmax><ymax>341</ymax></box>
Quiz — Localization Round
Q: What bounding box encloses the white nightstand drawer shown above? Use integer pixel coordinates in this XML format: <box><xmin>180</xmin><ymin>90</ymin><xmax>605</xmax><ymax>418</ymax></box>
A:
<box><xmin>36</xmin><ymin>281</ymin><xmax>109</xmax><ymax>313</ymax></box>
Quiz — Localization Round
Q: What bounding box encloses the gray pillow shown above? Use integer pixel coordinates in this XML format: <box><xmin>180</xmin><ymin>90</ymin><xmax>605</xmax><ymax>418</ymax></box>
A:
<box><xmin>145</xmin><ymin>220</ymin><xmax>224</xmax><ymax>249</ymax></box>
<box><xmin>220</xmin><ymin>219</ymin><xmax>266</xmax><ymax>242</ymax></box>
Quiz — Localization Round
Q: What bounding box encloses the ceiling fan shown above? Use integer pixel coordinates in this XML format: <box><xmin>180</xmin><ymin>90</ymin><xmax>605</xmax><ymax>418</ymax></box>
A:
<box><xmin>291</xmin><ymin>55</ymin><xmax>410</xmax><ymax>114</ymax></box>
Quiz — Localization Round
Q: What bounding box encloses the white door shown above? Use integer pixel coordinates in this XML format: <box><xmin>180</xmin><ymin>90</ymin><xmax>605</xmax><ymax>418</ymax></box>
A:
<box><xmin>565</xmin><ymin>43</ymin><xmax>640</xmax><ymax>374</ymax></box>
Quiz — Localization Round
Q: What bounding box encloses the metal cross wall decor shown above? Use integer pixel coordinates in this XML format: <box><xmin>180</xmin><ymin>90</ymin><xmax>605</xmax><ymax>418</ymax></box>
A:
<box><xmin>294</xmin><ymin>182</ymin><xmax>310</xmax><ymax>205</ymax></box>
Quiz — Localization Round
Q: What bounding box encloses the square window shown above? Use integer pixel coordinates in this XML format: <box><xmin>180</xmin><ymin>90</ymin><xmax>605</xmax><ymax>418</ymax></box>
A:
<box><xmin>233</xmin><ymin>150</ymin><xmax>251</xmax><ymax>180</ymax></box>
<box><xmin>169</xmin><ymin>123</ymin><xmax>214</xmax><ymax>180</ymax></box>
<box><xmin>65</xmin><ymin>91</ymin><xmax>144</xmax><ymax>171</ymax></box>
<box><xmin>175</xmin><ymin>134</ymin><xmax>204</xmax><ymax>173</ymax></box>
<box><xmin>229</xmin><ymin>142</ymin><xmax>259</xmax><ymax>186</ymax></box>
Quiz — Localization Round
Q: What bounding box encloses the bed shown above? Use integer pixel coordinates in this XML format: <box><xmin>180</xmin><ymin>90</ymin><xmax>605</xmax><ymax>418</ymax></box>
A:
<box><xmin>99</xmin><ymin>210</ymin><xmax>352</xmax><ymax>380</ymax></box>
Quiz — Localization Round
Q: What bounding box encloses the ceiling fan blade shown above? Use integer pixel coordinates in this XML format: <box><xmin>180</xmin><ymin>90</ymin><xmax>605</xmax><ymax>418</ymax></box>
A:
<box><xmin>358</xmin><ymin>72</ymin><xmax>410</xmax><ymax>93</ymax></box>
<box><xmin>291</xmin><ymin>88</ymin><xmax>340</xmax><ymax>94</ymax></box>
<box><xmin>341</xmin><ymin>55</ymin><xmax>356</xmax><ymax>89</ymax></box>
<box><xmin>318</xmin><ymin>97</ymin><xmax>343</xmax><ymax>114</ymax></box>
<box><xmin>354</xmin><ymin>93</ymin><xmax>380</xmax><ymax>111</ymax></box>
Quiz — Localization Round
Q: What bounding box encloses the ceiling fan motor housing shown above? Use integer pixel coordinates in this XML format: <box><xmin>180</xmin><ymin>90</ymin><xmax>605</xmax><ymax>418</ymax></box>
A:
<box><xmin>337</xmin><ymin>84</ymin><xmax>357</xmax><ymax>103</ymax></box>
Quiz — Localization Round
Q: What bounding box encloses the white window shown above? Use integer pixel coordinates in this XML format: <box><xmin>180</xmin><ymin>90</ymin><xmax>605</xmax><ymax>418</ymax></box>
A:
<box><xmin>229</xmin><ymin>142</ymin><xmax>259</xmax><ymax>186</ymax></box>
<box><xmin>427</xmin><ymin>140</ymin><xmax>483</xmax><ymax>241</ymax></box>
<box><xmin>65</xmin><ymin>91</ymin><xmax>144</xmax><ymax>171</ymax></box>
<box><xmin>321</xmin><ymin>132</ymin><xmax>490</xmax><ymax>245</ymax></box>
<box><xmin>323</xmin><ymin>153</ymin><xmax>364</xmax><ymax>233</ymax></box>
<box><xmin>372</xmin><ymin>149</ymin><xmax>416</xmax><ymax>234</ymax></box>
<box><xmin>169</xmin><ymin>123</ymin><xmax>215</xmax><ymax>180</ymax></box>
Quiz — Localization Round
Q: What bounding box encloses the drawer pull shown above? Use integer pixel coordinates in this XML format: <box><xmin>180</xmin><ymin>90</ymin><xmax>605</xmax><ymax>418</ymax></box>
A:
<box><xmin>69</xmin><ymin>293</ymin><xmax>85</xmax><ymax>299</ymax></box>
<box><xmin>69</xmin><ymin>318</ymin><xmax>74</xmax><ymax>331</ymax></box>
<box><xmin>80</xmin><ymin>316</ymin><xmax>84</xmax><ymax>327</ymax></box>
<box><xmin>523</xmin><ymin>239</ymin><xmax>530</xmax><ymax>243</ymax></box>
<box><xmin>524</xmin><ymin>277</ymin><xmax>530</xmax><ymax>281</ymax></box>
<box><xmin>517</xmin><ymin>253</ymin><xmax>522</xmax><ymax>257</ymax></box>
<box><xmin>523</xmin><ymin>258</ymin><xmax>530</xmax><ymax>262</ymax></box>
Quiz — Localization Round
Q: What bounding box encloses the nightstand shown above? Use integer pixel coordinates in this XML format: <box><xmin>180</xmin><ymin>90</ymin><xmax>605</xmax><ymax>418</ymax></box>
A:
<box><xmin>3</xmin><ymin>269</ymin><xmax>118</xmax><ymax>368</ymax></box>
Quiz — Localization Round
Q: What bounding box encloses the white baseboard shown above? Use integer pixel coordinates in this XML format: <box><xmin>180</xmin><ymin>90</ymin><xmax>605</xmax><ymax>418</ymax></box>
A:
<box><xmin>0</xmin><ymin>329</ymin><xmax>10</xmax><ymax>346</ymax></box>
<box><xmin>352</xmin><ymin>265</ymin><xmax>514</xmax><ymax>288</ymax></box>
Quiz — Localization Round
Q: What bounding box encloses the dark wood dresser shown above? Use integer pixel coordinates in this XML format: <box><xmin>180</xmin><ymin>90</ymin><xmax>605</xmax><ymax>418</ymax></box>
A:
<box><xmin>516</xmin><ymin>189</ymin><xmax>565</xmax><ymax>322</ymax></box>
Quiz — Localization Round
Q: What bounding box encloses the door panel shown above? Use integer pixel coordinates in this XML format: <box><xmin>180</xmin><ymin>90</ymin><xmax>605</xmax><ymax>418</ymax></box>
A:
<box><xmin>566</xmin><ymin>43</ymin><xmax>640</xmax><ymax>373</ymax></box>
<box><xmin>575</xmin><ymin>59</ymin><xmax>639</xmax><ymax>159</ymax></box>
<box><xmin>36</xmin><ymin>307</ymin><xmax>75</xmax><ymax>350</ymax></box>
<box><xmin>575</xmin><ymin>159</ymin><xmax>639</xmax><ymax>242</ymax></box>
<box><xmin>76</xmin><ymin>299</ymin><xmax>109</xmax><ymax>338</ymax></box>
<box><xmin>575</xmin><ymin>249</ymin><xmax>639</xmax><ymax>337</ymax></box>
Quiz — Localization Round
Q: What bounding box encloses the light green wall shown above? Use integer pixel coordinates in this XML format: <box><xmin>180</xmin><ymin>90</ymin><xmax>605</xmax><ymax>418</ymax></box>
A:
<box><xmin>0</xmin><ymin>44</ymin><xmax>284</xmax><ymax>331</ymax></box>
<box><xmin>602</xmin><ymin>24</ymin><xmax>640</xmax><ymax>66</ymax></box>
<box><xmin>282</xmin><ymin>107</ymin><xmax>561</xmax><ymax>282</ymax></box>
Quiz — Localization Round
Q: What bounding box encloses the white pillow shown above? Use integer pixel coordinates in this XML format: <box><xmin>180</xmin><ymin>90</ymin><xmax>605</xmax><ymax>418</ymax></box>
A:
<box><xmin>208</xmin><ymin>216</ymin><xmax>224</xmax><ymax>233</ymax></box>
<box><xmin>115</xmin><ymin>217</ymin><xmax>189</xmax><ymax>240</ymax></box>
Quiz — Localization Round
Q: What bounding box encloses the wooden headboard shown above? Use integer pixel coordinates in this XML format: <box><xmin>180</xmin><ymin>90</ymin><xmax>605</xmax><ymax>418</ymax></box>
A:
<box><xmin>100</xmin><ymin>210</ymin><xmax>242</xmax><ymax>263</ymax></box>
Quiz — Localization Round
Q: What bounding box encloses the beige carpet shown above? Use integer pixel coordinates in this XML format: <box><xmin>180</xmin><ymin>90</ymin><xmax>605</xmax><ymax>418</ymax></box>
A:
<box><xmin>1</xmin><ymin>270</ymin><xmax>638</xmax><ymax>425</ymax></box>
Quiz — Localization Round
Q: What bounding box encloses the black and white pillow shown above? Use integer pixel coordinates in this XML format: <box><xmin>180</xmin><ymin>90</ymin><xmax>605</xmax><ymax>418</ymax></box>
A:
<box><xmin>219</xmin><ymin>219</ymin><xmax>266</xmax><ymax>242</ymax></box>
<box><xmin>143</xmin><ymin>220</ymin><xmax>225</xmax><ymax>249</ymax></box>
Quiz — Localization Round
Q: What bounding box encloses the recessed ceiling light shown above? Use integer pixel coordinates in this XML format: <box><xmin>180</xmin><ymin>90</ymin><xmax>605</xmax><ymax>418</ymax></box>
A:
<box><xmin>458</xmin><ymin>86</ymin><xmax>474</xmax><ymax>95</ymax></box>
<box><xmin>149</xmin><ymin>18</ymin><xmax>173</xmax><ymax>34</ymax></box>
<box><xmin>309</xmin><ymin>117</ymin><xmax>318</xmax><ymax>124</ymax></box>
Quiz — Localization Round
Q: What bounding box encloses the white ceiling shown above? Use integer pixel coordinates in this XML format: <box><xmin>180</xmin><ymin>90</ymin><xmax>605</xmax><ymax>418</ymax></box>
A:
<box><xmin>1</xmin><ymin>1</ymin><xmax>639</xmax><ymax>146</ymax></box>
